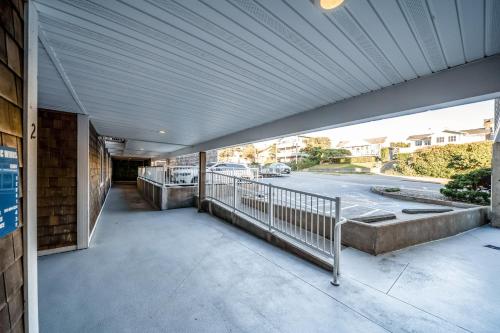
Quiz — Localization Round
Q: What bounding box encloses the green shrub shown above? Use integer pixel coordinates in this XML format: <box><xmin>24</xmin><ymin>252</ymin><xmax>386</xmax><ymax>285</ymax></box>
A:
<box><xmin>395</xmin><ymin>142</ymin><xmax>492</xmax><ymax>178</ymax></box>
<box><xmin>292</xmin><ymin>158</ymin><xmax>318</xmax><ymax>171</ymax></box>
<box><xmin>380</xmin><ymin>147</ymin><xmax>390</xmax><ymax>162</ymax></box>
<box><xmin>440</xmin><ymin>168</ymin><xmax>491</xmax><ymax>205</ymax></box>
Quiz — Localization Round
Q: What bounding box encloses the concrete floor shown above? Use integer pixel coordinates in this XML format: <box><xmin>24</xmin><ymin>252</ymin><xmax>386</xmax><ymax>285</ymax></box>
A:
<box><xmin>260</xmin><ymin>172</ymin><xmax>456</xmax><ymax>220</ymax></box>
<box><xmin>39</xmin><ymin>185</ymin><xmax>500</xmax><ymax>333</ymax></box>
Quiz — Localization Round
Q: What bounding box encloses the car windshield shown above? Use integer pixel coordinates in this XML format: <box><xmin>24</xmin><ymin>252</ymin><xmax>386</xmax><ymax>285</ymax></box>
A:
<box><xmin>228</xmin><ymin>163</ymin><xmax>247</xmax><ymax>169</ymax></box>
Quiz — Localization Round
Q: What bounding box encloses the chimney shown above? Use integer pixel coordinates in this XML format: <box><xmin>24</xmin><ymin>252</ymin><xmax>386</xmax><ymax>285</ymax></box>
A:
<box><xmin>484</xmin><ymin>118</ymin><xmax>493</xmax><ymax>130</ymax></box>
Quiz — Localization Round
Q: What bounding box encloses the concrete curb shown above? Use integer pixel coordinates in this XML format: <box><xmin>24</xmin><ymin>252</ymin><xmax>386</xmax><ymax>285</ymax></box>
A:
<box><xmin>370</xmin><ymin>186</ymin><xmax>480</xmax><ymax>209</ymax></box>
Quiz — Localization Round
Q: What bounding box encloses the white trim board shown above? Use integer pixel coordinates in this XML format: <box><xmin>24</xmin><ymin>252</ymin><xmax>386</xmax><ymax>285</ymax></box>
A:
<box><xmin>89</xmin><ymin>182</ymin><xmax>112</xmax><ymax>244</ymax></box>
<box><xmin>38</xmin><ymin>245</ymin><xmax>77</xmax><ymax>257</ymax></box>
<box><xmin>23</xmin><ymin>3</ymin><xmax>39</xmax><ymax>332</ymax></box>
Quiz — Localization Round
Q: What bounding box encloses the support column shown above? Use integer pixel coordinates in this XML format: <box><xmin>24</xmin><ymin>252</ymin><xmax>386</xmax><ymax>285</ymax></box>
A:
<box><xmin>198</xmin><ymin>151</ymin><xmax>206</xmax><ymax>211</ymax></box>
<box><xmin>77</xmin><ymin>114</ymin><xmax>90</xmax><ymax>248</ymax></box>
<box><xmin>492</xmin><ymin>99</ymin><xmax>500</xmax><ymax>228</ymax></box>
<box><xmin>23</xmin><ymin>3</ymin><xmax>39</xmax><ymax>332</ymax></box>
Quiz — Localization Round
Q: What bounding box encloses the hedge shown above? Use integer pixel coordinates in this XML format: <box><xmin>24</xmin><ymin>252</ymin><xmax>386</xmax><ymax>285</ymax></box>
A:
<box><xmin>395</xmin><ymin>141</ymin><xmax>492</xmax><ymax>178</ymax></box>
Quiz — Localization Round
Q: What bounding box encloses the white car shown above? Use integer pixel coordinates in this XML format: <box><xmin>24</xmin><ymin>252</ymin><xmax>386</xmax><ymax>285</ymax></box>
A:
<box><xmin>208</xmin><ymin>163</ymin><xmax>255</xmax><ymax>179</ymax></box>
<box><xmin>170</xmin><ymin>166</ymin><xmax>198</xmax><ymax>184</ymax></box>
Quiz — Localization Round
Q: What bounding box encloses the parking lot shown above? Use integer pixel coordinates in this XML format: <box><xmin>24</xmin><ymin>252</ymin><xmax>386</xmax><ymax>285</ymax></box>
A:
<box><xmin>258</xmin><ymin>172</ymin><xmax>451</xmax><ymax>221</ymax></box>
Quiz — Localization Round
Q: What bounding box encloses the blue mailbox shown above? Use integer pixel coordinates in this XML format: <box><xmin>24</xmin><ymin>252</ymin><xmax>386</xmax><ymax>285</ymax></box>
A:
<box><xmin>0</xmin><ymin>146</ymin><xmax>19</xmax><ymax>237</ymax></box>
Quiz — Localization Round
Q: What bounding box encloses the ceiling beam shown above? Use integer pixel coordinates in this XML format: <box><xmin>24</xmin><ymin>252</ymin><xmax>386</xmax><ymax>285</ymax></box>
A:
<box><xmin>38</xmin><ymin>29</ymin><xmax>88</xmax><ymax>115</ymax></box>
<box><xmin>168</xmin><ymin>55</ymin><xmax>500</xmax><ymax>157</ymax></box>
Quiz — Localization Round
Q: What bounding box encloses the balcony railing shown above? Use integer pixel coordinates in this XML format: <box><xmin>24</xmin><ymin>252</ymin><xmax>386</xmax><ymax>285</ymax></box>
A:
<box><xmin>206</xmin><ymin>171</ymin><xmax>346</xmax><ymax>286</ymax></box>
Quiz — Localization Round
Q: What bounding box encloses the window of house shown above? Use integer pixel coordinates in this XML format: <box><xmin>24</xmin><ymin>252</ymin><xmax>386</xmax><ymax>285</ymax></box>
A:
<box><xmin>423</xmin><ymin>139</ymin><xmax>431</xmax><ymax>145</ymax></box>
<box><xmin>436</xmin><ymin>137</ymin><xmax>445</xmax><ymax>143</ymax></box>
<box><xmin>415</xmin><ymin>140</ymin><xmax>422</xmax><ymax>146</ymax></box>
<box><xmin>448</xmin><ymin>136</ymin><xmax>457</xmax><ymax>142</ymax></box>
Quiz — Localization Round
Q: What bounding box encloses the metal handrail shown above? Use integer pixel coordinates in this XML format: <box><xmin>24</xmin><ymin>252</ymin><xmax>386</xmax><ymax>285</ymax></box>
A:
<box><xmin>138</xmin><ymin>166</ymin><xmax>259</xmax><ymax>186</ymax></box>
<box><xmin>206</xmin><ymin>171</ymin><xmax>345</xmax><ymax>286</ymax></box>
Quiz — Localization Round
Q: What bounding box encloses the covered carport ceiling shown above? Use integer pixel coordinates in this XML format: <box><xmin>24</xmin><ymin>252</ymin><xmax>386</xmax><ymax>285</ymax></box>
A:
<box><xmin>35</xmin><ymin>0</ymin><xmax>500</xmax><ymax>157</ymax></box>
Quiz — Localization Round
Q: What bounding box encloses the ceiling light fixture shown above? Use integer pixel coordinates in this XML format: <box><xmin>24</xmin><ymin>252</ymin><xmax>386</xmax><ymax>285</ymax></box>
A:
<box><xmin>159</xmin><ymin>130</ymin><xmax>166</xmax><ymax>134</ymax></box>
<box><xmin>314</xmin><ymin>0</ymin><xmax>344</xmax><ymax>11</ymax></box>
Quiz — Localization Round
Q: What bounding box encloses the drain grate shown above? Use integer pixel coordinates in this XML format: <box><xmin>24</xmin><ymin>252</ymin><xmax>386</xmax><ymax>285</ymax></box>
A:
<box><xmin>484</xmin><ymin>245</ymin><xmax>500</xmax><ymax>251</ymax></box>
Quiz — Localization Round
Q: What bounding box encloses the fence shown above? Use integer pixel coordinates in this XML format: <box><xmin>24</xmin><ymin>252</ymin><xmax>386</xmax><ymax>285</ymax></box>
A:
<box><xmin>138</xmin><ymin>166</ymin><xmax>259</xmax><ymax>186</ymax></box>
<box><xmin>206</xmin><ymin>171</ymin><xmax>346</xmax><ymax>286</ymax></box>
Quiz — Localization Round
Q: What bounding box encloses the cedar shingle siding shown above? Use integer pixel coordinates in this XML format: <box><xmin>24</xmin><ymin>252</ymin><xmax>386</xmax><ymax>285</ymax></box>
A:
<box><xmin>89</xmin><ymin>123</ymin><xmax>111</xmax><ymax>234</ymax></box>
<box><xmin>0</xmin><ymin>0</ymin><xmax>25</xmax><ymax>331</ymax></box>
<box><xmin>37</xmin><ymin>110</ymin><xmax>77</xmax><ymax>250</ymax></box>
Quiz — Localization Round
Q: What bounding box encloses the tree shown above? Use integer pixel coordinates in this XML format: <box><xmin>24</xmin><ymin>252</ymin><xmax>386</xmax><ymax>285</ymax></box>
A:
<box><xmin>320</xmin><ymin>149</ymin><xmax>350</xmax><ymax>164</ymax></box>
<box><xmin>242</xmin><ymin>144</ymin><xmax>256</xmax><ymax>163</ymax></box>
<box><xmin>267</xmin><ymin>143</ymin><xmax>277</xmax><ymax>163</ymax></box>
<box><xmin>390</xmin><ymin>142</ymin><xmax>410</xmax><ymax>148</ymax></box>
<box><xmin>304</xmin><ymin>137</ymin><xmax>331</xmax><ymax>150</ymax></box>
<box><xmin>218</xmin><ymin>147</ymin><xmax>236</xmax><ymax>161</ymax></box>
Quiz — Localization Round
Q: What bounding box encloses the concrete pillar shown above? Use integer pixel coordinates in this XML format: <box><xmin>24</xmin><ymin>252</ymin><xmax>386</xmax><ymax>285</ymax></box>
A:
<box><xmin>491</xmin><ymin>99</ymin><xmax>500</xmax><ymax>228</ymax></box>
<box><xmin>492</xmin><ymin>143</ymin><xmax>500</xmax><ymax>227</ymax></box>
<box><xmin>198</xmin><ymin>151</ymin><xmax>206</xmax><ymax>211</ymax></box>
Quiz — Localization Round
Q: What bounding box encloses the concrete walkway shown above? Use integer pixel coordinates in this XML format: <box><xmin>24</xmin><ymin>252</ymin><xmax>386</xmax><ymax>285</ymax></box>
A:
<box><xmin>38</xmin><ymin>185</ymin><xmax>500</xmax><ymax>333</ymax></box>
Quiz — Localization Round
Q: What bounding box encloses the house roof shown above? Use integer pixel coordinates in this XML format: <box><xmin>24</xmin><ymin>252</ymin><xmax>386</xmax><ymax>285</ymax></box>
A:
<box><xmin>336</xmin><ymin>137</ymin><xmax>386</xmax><ymax>148</ymax></box>
<box><xmin>365</xmin><ymin>137</ymin><xmax>387</xmax><ymax>144</ymax></box>
<box><xmin>336</xmin><ymin>141</ymin><xmax>349</xmax><ymax>148</ymax></box>
<box><xmin>406</xmin><ymin>134</ymin><xmax>432</xmax><ymax>141</ymax></box>
<box><xmin>461</xmin><ymin>128</ymin><xmax>492</xmax><ymax>135</ymax></box>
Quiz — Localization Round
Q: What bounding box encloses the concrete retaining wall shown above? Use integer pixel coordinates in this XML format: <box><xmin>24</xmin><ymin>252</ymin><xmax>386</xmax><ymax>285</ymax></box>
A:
<box><xmin>343</xmin><ymin>206</ymin><xmax>489</xmax><ymax>255</ymax></box>
<box><xmin>136</xmin><ymin>177</ymin><xmax>196</xmax><ymax>210</ymax></box>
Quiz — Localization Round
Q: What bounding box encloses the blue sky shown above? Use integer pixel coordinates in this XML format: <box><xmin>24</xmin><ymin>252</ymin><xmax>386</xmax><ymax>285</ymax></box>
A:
<box><xmin>255</xmin><ymin>99</ymin><xmax>494</xmax><ymax>148</ymax></box>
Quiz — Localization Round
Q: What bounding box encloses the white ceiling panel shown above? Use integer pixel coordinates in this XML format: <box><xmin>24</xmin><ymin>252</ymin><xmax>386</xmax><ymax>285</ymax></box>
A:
<box><xmin>34</xmin><ymin>0</ymin><xmax>499</xmax><ymax>157</ymax></box>
<box><xmin>457</xmin><ymin>0</ymin><xmax>485</xmax><ymax>62</ymax></box>
<box><xmin>38</xmin><ymin>41</ymin><xmax>81</xmax><ymax>113</ymax></box>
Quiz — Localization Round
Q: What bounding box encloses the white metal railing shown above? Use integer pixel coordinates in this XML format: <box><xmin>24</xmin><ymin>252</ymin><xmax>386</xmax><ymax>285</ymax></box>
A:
<box><xmin>138</xmin><ymin>166</ymin><xmax>260</xmax><ymax>186</ymax></box>
<box><xmin>206</xmin><ymin>171</ymin><xmax>347</xmax><ymax>286</ymax></box>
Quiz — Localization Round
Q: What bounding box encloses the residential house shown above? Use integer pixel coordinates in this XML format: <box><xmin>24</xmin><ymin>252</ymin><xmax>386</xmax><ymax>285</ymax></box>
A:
<box><xmin>404</xmin><ymin>119</ymin><xmax>493</xmax><ymax>152</ymax></box>
<box><xmin>276</xmin><ymin>136</ymin><xmax>310</xmax><ymax>163</ymax></box>
<box><xmin>336</xmin><ymin>137</ymin><xmax>388</xmax><ymax>157</ymax></box>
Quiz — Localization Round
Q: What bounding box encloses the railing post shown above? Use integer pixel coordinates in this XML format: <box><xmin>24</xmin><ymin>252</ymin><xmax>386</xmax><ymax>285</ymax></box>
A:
<box><xmin>268</xmin><ymin>185</ymin><xmax>273</xmax><ymax>232</ymax></box>
<box><xmin>232</xmin><ymin>177</ymin><xmax>237</xmax><ymax>213</ymax></box>
<box><xmin>331</xmin><ymin>197</ymin><xmax>341</xmax><ymax>286</ymax></box>
<box><xmin>198</xmin><ymin>152</ymin><xmax>206</xmax><ymax>212</ymax></box>
<box><xmin>210</xmin><ymin>171</ymin><xmax>214</xmax><ymax>198</ymax></box>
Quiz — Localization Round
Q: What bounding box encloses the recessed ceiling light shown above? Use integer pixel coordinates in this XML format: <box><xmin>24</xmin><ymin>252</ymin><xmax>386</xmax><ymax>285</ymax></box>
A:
<box><xmin>139</xmin><ymin>148</ymin><xmax>144</xmax><ymax>151</ymax></box>
<box><xmin>159</xmin><ymin>130</ymin><xmax>166</xmax><ymax>134</ymax></box>
<box><xmin>314</xmin><ymin>0</ymin><xmax>344</xmax><ymax>11</ymax></box>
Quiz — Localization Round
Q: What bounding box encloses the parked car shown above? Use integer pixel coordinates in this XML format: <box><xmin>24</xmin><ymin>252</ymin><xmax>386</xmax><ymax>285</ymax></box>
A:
<box><xmin>262</xmin><ymin>162</ymin><xmax>291</xmax><ymax>175</ymax></box>
<box><xmin>208</xmin><ymin>163</ymin><xmax>255</xmax><ymax>179</ymax></box>
<box><xmin>170</xmin><ymin>166</ymin><xmax>198</xmax><ymax>184</ymax></box>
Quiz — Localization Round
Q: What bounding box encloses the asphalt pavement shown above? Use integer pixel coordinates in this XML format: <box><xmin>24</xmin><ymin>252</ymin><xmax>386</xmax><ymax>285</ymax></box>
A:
<box><xmin>258</xmin><ymin>172</ymin><xmax>450</xmax><ymax>221</ymax></box>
